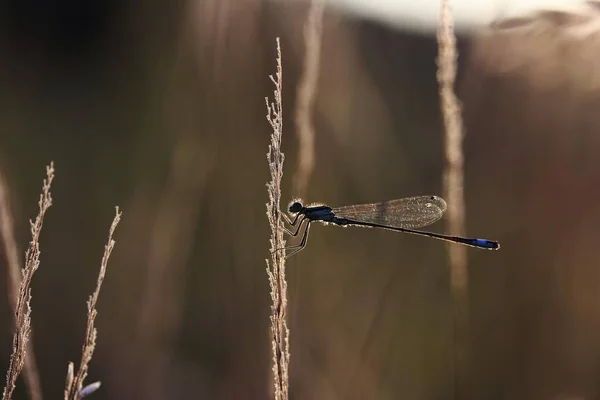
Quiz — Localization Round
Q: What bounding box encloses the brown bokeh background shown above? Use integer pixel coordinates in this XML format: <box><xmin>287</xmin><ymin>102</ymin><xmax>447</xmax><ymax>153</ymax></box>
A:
<box><xmin>1</xmin><ymin>1</ymin><xmax>600</xmax><ymax>399</ymax></box>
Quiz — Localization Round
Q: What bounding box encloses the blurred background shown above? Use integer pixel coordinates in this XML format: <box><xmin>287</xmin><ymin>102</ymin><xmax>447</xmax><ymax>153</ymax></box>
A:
<box><xmin>2</xmin><ymin>0</ymin><xmax>600</xmax><ymax>399</ymax></box>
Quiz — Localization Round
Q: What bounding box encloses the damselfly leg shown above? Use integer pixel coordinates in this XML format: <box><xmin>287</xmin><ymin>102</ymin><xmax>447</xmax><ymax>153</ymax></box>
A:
<box><xmin>273</xmin><ymin>211</ymin><xmax>312</xmax><ymax>257</ymax></box>
<box><xmin>284</xmin><ymin>221</ymin><xmax>311</xmax><ymax>258</ymax></box>
<box><xmin>282</xmin><ymin>213</ymin><xmax>306</xmax><ymax>237</ymax></box>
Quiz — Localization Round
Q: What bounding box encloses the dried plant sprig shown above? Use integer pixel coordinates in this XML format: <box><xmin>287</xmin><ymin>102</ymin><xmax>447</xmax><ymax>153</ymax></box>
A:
<box><xmin>63</xmin><ymin>364</ymin><xmax>100</xmax><ymax>400</ymax></box>
<box><xmin>265</xmin><ymin>38</ymin><xmax>290</xmax><ymax>400</ymax></box>
<box><xmin>437</xmin><ymin>0</ymin><xmax>471</xmax><ymax>396</ymax></box>
<box><xmin>0</xmin><ymin>170</ymin><xmax>43</xmax><ymax>400</ymax></box>
<box><xmin>2</xmin><ymin>162</ymin><xmax>55</xmax><ymax>400</ymax></box>
<box><xmin>64</xmin><ymin>207</ymin><xmax>122</xmax><ymax>400</ymax></box>
<box><xmin>293</xmin><ymin>0</ymin><xmax>324</xmax><ymax>199</ymax></box>
<box><xmin>437</xmin><ymin>0</ymin><xmax>467</xmax><ymax>272</ymax></box>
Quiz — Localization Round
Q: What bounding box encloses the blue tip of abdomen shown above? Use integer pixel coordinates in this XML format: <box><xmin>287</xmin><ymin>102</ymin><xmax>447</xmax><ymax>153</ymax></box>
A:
<box><xmin>472</xmin><ymin>238</ymin><xmax>500</xmax><ymax>250</ymax></box>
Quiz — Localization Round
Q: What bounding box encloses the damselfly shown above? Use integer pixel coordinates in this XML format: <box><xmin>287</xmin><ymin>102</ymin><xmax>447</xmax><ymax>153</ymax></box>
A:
<box><xmin>282</xmin><ymin>195</ymin><xmax>500</xmax><ymax>257</ymax></box>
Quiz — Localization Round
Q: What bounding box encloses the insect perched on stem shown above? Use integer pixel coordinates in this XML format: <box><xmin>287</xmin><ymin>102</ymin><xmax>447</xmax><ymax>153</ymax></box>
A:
<box><xmin>281</xmin><ymin>195</ymin><xmax>500</xmax><ymax>258</ymax></box>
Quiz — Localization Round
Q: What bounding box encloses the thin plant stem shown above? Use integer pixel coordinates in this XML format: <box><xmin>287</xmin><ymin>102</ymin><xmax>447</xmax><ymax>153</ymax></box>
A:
<box><xmin>64</xmin><ymin>207</ymin><xmax>122</xmax><ymax>400</ymax></box>
<box><xmin>2</xmin><ymin>163</ymin><xmax>55</xmax><ymax>400</ymax></box>
<box><xmin>0</xmin><ymin>170</ymin><xmax>43</xmax><ymax>400</ymax></box>
<box><xmin>265</xmin><ymin>38</ymin><xmax>290</xmax><ymax>400</ymax></box>
<box><xmin>293</xmin><ymin>0</ymin><xmax>324</xmax><ymax>199</ymax></box>
<box><xmin>436</xmin><ymin>0</ymin><xmax>471</xmax><ymax>397</ymax></box>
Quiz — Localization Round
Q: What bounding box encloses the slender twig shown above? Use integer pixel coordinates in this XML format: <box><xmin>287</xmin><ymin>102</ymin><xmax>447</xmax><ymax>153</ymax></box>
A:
<box><xmin>293</xmin><ymin>0</ymin><xmax>324</xmax><ymax>199</ymax></box>
<box><xmin>0</xmin><ymin>170</ymin><xmax>43</xmax><ymax>400</ymax></box>
<box><xmin>436</xmin><ymin>0</ymin><xmax>470</xmax><ymax>397</ymax></box>
<box><xmin>64</xmin><ymin>207</ymin><xmax>122</xmax><ymax>400</ymax></box>
<box><xmin>2</xmin><ymin>163</ymin><xmax>55</xmax><ymax>400</ymax></box>
<box><xmin>265</xmin><ymin>38</ymin><xmax>290</xmax><ymax>400</ymax></box>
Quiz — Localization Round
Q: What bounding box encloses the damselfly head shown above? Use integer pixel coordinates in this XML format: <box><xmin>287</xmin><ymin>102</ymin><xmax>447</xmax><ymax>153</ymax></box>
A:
<box><xmin>288</xmin><ymin>201</ymin><xmax>303</xmax><ymax>213</ymax></box>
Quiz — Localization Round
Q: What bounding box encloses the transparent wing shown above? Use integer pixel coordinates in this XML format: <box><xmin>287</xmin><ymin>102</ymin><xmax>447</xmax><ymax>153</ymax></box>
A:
<box><xmin>332</xmin><ymin>195</ymin><xmax>447</xmax><ymax>229</ymax></box>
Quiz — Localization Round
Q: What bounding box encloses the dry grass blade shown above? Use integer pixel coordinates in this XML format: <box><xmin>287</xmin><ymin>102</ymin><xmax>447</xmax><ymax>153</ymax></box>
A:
<box><xmin>2</xmin><ymin>162</ymin><xmax>55</xmax><ymax>400</ymax></box>
<box><xmin>438</xmin><ymin>0</ymin><xmax>467</xmax><ymax>269</ymax></box>
<box><xmin>0</xmin><ymin>169</ymin><xmax>43</xmax><ymax>400</ymax></box>
<box><xmin>436</xmin><ymin>0</ymin><xmax>471</xmax><ymax>396</ymax></box>
<box><xmin>64</xmin><ymin>207</ymin><xmax>122</xmax><ymax>400</ymax></box>
<box><xmin>265</xmin><ymin>38</ymin><xmax>290</xmax><ymax>400</ymax></box>
<box><xmin>293</xmin><ymin>0</ymin><xmax>324</xmax><ymax>199</ymax></box>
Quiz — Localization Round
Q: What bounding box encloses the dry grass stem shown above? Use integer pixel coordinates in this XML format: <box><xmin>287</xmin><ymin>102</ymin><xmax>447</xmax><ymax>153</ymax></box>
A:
<box><xmin>64</xmin><ymin>207</ymin><xmax>122</xmax><ymax>400</ymax></box>
<box><xmin>2</xmin><ymin>162</ymin><xmax>55</xmax><ymax>400</ymax></box>
<box><xmin>293</xmin><ymin>0</ymin><xmax>324</xmax><ymax>199</ymax></box>
<box><xmin>437</xmin><ymin>0</ymin><xmax>470</xmax><ymax>396</ymax></box>
<box><xmin>0</xmin><ymin>171</ymin><xmax>43</xmax><ymax>400</ymax></box>
<box><xmin>437</xmin><ymin>0</ymin><xmax>467</xmax><ymax>269</ymax></box>
<box><xmin>265</xmin><ymin>38</ymin><xmax>290</xmax><ymax>400</ymax></box>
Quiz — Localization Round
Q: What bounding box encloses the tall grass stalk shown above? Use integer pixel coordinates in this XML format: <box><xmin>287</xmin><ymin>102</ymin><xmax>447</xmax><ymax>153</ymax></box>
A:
<box><xmin>2</xmin><ymin>163</ymin><xmax>55</xmax><ymax>400</ymax></box>
<box><xmin>0</xmin><ymin>170</ymin><xmax>43</xmax><ymax>400</ymax></box>
<box><xmin>436</xmin><ymin>0</ymin><xmax>471</xmax><ymax>396</ymax></box>
<box><xmin>293</xmin><ymin>0</ymin><xmax>324</xmax><ymax>199</ymax></box>
<box><xmin>64</xmin><ymin>207</ymin><xmax>122</xmax><ymax>400</ymax></box>
<box><xmin>265</xmin><ymin>38</ymin><xmax>290</xmax><ymax>400</ymax></box>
